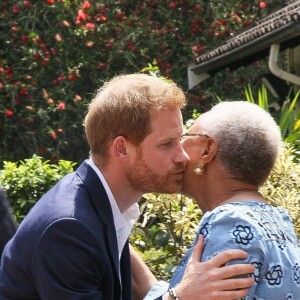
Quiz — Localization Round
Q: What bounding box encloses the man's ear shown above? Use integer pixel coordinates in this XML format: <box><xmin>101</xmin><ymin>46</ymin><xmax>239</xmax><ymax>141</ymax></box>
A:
<box><xmin>202</xmin><ymin>138</ymin><xmax>217</xmax><ymax>164</ymax></box>
<box><xmin>112</xmin><ymin>136</ymin><xmax>128</xmax><ymax>159</ymax></box>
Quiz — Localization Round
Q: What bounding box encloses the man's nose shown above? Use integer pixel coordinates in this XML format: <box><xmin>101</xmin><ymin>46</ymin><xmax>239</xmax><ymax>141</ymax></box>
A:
<box><xmin>175</xmin><ymin>144</ymin><xmax>190</xmax><ymax>164</ymax></box>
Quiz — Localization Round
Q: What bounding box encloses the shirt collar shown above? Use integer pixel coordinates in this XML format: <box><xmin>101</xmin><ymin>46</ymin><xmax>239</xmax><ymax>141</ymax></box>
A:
<box><xmin>88</xmin><ymin>158</ymin><xmax>140</xmax><ymax>230</ymax></box>
<box><xmin>88</xmin><ymin>158</ymin><xmax>124</xmax><ymax>231</ymax></box>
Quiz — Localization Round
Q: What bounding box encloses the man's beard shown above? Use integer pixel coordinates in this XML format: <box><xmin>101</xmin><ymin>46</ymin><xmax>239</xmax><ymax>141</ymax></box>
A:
<box><xmin>126</xmin><ymin>153</ymin><xmax>185</xmax><ymax>194</ymax></box>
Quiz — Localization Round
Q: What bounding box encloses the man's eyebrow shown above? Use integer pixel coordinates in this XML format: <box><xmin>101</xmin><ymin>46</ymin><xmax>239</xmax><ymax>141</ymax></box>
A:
<box><xmin>159</xmin><ymin>136</ymin><xmax>179</xmax><ymax>143</ymax></box>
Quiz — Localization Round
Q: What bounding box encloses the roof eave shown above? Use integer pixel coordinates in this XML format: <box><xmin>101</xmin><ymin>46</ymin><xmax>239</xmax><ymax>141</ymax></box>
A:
<box><xmin>188</xmin><ymin>22</ymin><xmax>300</xmax><ymax>89</ymax></box>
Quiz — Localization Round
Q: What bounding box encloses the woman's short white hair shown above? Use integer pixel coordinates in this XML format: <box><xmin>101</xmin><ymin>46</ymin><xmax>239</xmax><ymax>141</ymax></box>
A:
<box><xmin>199</xmin><ymin>101</ymin><xmax>282</xmax><ymax>186</ymax></box>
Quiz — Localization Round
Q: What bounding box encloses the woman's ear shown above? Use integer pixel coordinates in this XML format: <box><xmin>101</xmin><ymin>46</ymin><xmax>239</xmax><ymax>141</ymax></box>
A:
<box><xmin>202</xmin><ymin>138</ymin><xmax>217</xmax><ymax>164</ymax></box>
<box><xmin>112</xmin><ymin>136</ymin><xmax>128</xmax><ymax>159</ymax></box>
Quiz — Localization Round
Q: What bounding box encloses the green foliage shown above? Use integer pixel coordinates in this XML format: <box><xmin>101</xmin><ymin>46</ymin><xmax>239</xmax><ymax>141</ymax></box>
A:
<box><xmin>0</xmin><ymin>155</ymin><xmax>76</xmax><ymax>223</ymax></box>
<box><xmin>0</xmin><ymin>0</ymin><xmax>287</xmax><ymax>163</ymax></box>
<box><xmin>141</xmin><ymin>60</ymin><xmax>173</xmax><ymax>84</ymax></box>
<box><xmin>260</xmin><ymin>143</ymin><xmax>300</xmax><ymax>238</ymax></box>
<box><xmin>131</xmin><ymin>194</ymin><xmax>201</xmax><ymax>280</ymax></box>
<box><xmin>244</xmin><ymin>84</ymin><xmax>300</xmax><ymax>155</ymax></box>
<box><xmin>245</xmin><ymin>84</ymin><xmax>269</xmax><ymax>111</ymax></box>
<box><xmin>280</xmin><ymin>91</ymin><xmax>300</xmax><ymax>144</ymax></box>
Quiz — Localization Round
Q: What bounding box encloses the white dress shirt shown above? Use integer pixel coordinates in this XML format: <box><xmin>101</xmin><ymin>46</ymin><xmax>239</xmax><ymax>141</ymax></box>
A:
<box><xmin>88</xmin><ymin>159</ymin><xmax>140</xmax><ymax>259</ymax></box>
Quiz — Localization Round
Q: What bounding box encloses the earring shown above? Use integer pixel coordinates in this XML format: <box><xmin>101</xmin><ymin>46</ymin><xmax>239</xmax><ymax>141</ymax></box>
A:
<box><xmin>193</xmin><ymin>164</ymin><xmax>204</xmax><ymax>176</ymax></box>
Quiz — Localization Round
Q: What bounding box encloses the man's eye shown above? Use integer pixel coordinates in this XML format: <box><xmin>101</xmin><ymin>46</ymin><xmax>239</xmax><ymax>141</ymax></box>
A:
<box><xmin>161</xmin><ymin>141</ymin><xmax>173</xmax><ymax>148</ymax></box>
<box><xmin>162</xmin><ymin>142</ymin><xmax>171</xmax><ymax>147</ymax></box>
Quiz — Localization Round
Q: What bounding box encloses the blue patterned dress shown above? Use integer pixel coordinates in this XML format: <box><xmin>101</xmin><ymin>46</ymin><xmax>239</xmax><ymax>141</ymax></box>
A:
<box><xmin>169</xmin><ymin>202</ymin><xmax>300</xmax><ymax>299</ymax></box>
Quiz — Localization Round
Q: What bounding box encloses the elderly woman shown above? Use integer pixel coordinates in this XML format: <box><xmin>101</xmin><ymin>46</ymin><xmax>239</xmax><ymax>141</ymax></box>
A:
<box><xmin>169</xmin><ymin>101</ymin><xmax>300</xmax><ymax>299</ymax></box>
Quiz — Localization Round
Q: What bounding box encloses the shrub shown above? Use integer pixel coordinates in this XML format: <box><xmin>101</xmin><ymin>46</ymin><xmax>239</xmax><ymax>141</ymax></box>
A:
<box><xmin>131</xmin><ymin>194</ymin><xmax>201</xmax><ymax>279</ymax></box>
<box><xmin>260</xmin><ymin>143</ymin><xmax>300</xmax><ymax>238</ymax></box>
<box><xmin>0</xmin><ymin>155</ymin><xmax>76</xmax><ymax>223</ymax></box>
<box><xmin>244</xmin><ymin>84</ymin><xmax>300</xmax><ymax>155</ymax></box>
<box><xmin>0</xmin><ymin>0</ymin><xmax>287</xmax><ymax>163</ymax></box>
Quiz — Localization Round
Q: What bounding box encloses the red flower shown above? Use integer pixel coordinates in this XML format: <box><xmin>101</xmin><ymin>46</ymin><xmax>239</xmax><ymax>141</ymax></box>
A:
<box><xmin>194</xmin><ymin>4</ymin><xmax>201</xmax><ymax>11</ymax></box>
<box><xmin>11</xmin><ymin>24</ymin><xmax>20</xmax><ymax>31</ymax></box>
<box><xmin>42</xmin><ymin>58</ymin><xmax>50</xmax><ymax>65</ymax></box>
<box><xmin>25</xmin><ymin>105</ymin><xmax>34</xmax><ymax>111</ymax></box>
<box><xmin>33</xmin><ymin>53</ymin><xmax>41</xmax><ymax>60</ymax></box>
<box><xmin>74</xmin><ymin>95</ymin><xmax>82</xmax><ymax>102</ymax></box>
<box><xmin>85</xmin><ymin>22</ymin><xmax>95</xmax><ymax>31</ymax></box>
<box><xmin>50</xmin><ymin>48</ymin><xmax>57</xmax><ymax>56</ymax></box>
<box><xmin>76</xmin><ymin>9</ymin><xmax>88</xmax><ymax>24</ymax></box>
<box><xmin>5</xmin><ymin>109</ymin><xmax>14</xmax><ymax>117</ymax></box>
<box><xmin>97</xmin><ymin>62</ymin><xmax>106</xmax><ymax>69</ymax></box>
<box><xmin>43</xmin><ymin>50</ymin><xmax>50</xmax><ymax>56</ymax></box>
<box><xmin>19</xmin><ymin>87</ymin><xmax>28</xmax><ymax>95</ymax></box>
<box><xmin>21</xmin><ymin>34</ymin><xmax>29</xmax><ymax>43</ymax></box>
<box><xmin>32</xmin><ymin>37</ymin><xmax>43</xmax><ymax>44</ymax></box>
<box><xmin>51</xmin><ymin>156</ymin><xmax>59</xmax><ymax>163</ymax></box>
<box><xmin>47</xmin><ymin>98</ymin><xmax>54</xmax><ymax>105</ymax></box>
<box><xmin>57</xmin><ymin>102</ymin><xmax>66</xmax><ymax>110</ymax></box>
<box><xmin>57</xmin><ymin>74</ymin><xmax>66</xmax><ymax>83</ymax></box>
<box><xmin>12</xmin><ymin>4</ymin><xmax>20</xmax><ymax>14</ymax></box>
<box><xmin>85</xmin><ymin>41</ymin><xmax>94</xmax><ymax>48</ymax></box>
<box><xmin>63</xmin><ymin>20</ymin><xmax>71</xmax><ymax>27</ymax></box>
<box><xmin>105</xmin><ymin>39</ymin><xmax>113</xmax><ymax>49</ymax></box>
<box><xmin>115</xmin><ymin>11</ymin><xmax>125</xmax><ymax>20</ymax></box>
<box><xmin>47</xmin><ymin>0</ymin><xmax>55</xmax><ymax>5</ymax></box>
<box><xmin>259</xmin><ymin>1</ymin><xmax>266</xmax><ymax>9</ymax></box>
<box><xmin>168</xmin><ymin>2</ymin><xmax>177</xmax><ymax>9</ymax></box>
<box><xmin>49</xmin><ymin>131</ymin><xmax>57</xmax><ymax>139</ymax></box>
<box><xmin>68</xmin><ymin>74</ymin><xmax>75</xmax><ymax>81</ymax></box>
<box><xmin>242</xmin><ymin>20</ymin><xmax>252</xmax><ymax>27</ymax></box>
<box><xmin>99</xmin><ymin>15</ymin><xmax>107</xmax><ymax>23</ymax></box>
<box><xmin>24</xmin><ymin>0</ymin><xmax>31</xmax><ymax>8</ymax></box>
<box><xmin>82</xmin><ymin>0</ymin><xmax>90</xmax><ymax>10</ymax></box>
<box><xmin>55</xmin><ymin>34</ymin><xmax>62</xmax><ymax>42</ymax></box>
<box><xmin>39</xmin><ymin>147</ymin><xmax>47</xmax><ymax>154</ymax></box>
<box><xmin>127</xmin><ymin>44</ymin><xmax>134</xmax><ymax>51</ymax></box>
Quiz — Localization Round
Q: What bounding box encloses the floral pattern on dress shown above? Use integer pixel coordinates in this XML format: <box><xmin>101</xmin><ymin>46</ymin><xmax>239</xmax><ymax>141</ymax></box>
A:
<box><xmin>265</xmin><ymin>264</ymin><xmax>283</xmax><ymax>287</ymax></box>
<box><xmin>293</xmin><ymin>263</ymin><xmax>300</xmax><ymax>285</ymax></box>
<box><xmin>230</xmin><ymin>222</ymin><xmax>254</xmax><ymax>247</ymax></box>
<box><xmin>169</xmin><ymin>201</ymin><xmax>300</xmax><ymax>300</ymax></box>
<box><xmin>252</xmin><ymin>260</ymin><xmax>262</xmax><ymax>283</ymax></box>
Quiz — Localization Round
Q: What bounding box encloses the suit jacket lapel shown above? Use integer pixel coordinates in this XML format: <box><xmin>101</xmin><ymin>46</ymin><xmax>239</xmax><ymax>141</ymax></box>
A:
<box><xmin>120</xmin><ymin>241</ymin><xmax>132</xmax><ymax>300</ymax></box>
<box><xmin>76</xmin><ymin>161</ymin><xmax>121</xmax><ymax>289</ymax></box>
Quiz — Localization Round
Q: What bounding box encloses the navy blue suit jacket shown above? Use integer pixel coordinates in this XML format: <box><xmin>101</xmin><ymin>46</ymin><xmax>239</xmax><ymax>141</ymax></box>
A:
<box><xmin>0</xmin><ymin>161</ymin><xmax>132</xmax><ymax>300</ymax></box>
<box><xmin>0</xmin><ymin>189</ymin><xmax>17</xmax><ymax>257</ymax></box>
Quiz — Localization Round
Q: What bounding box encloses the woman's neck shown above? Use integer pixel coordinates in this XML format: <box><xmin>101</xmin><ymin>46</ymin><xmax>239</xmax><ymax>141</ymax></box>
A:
<box><xmin>219</xmin><ymin>189</ymin><xmax>266</xmax><ymax>206</ymax></box>
<box><xmin>197</xmin><ymin>187</ymin><xmax>266</xmax><ymax>213</ymax></box>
